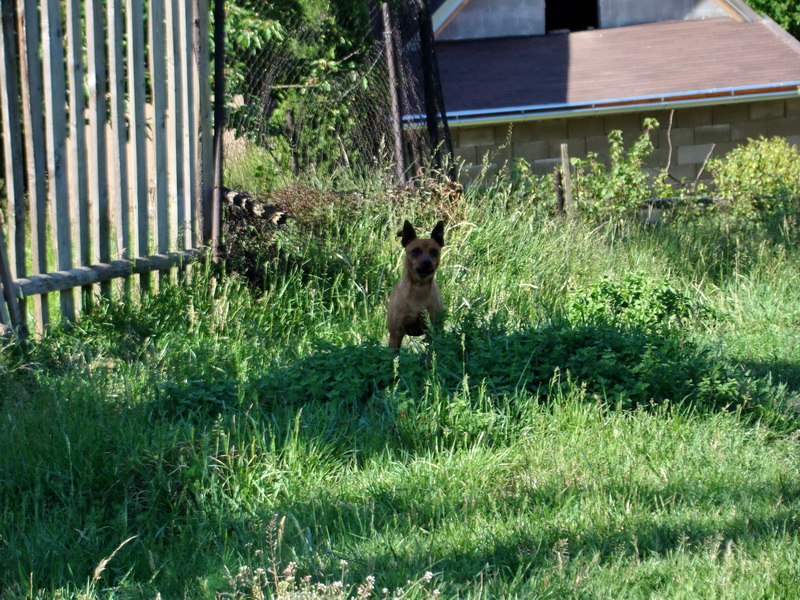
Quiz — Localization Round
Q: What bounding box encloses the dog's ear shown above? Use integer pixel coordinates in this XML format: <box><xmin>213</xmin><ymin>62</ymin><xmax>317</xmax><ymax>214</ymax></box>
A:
<box><xmin>431</xmin><ymin>221</ymin><xmax>445</xmax><ymax>247</ymax></box>
<box><xmin>399</xmin><ymin>220</ymin><xmax>417</xmax><ymax>247</ymax></box>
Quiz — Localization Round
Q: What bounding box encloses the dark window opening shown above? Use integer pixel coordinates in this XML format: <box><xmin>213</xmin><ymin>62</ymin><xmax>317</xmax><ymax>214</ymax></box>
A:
<box><xmin>546</xmin><ymin>0</ymin><xmax>598</xmax><ymax>33</ymax></box>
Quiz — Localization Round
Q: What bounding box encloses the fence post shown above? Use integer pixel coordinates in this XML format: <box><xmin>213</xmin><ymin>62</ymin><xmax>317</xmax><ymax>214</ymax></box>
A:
<box><xmin>560</xmin><ymin>143</ymin><xmax>574</xmax><ymax>216</ymax></box>
<box><xmin>211</xmin><ymin>0</ymin><xmax>225</xmax><ymax>260</ymax></box>
<box><xmin>416</xmin><ymin>0</ymin><xmax>454</xmax><ymax>175</ymax></box>
<box><xmin>382</xmin><ymin>2</ymin><xmax>405</xmax><ymax>182</ymax></box>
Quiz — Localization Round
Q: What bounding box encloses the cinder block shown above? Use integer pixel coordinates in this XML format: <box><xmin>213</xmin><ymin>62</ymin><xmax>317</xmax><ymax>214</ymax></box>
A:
<box><xmin>455</xmin><ymin>145</ymin><xmax>478</xmax><ymax>166</ymax></box>
<box><xmin>695</xmin><ymin>124</ymin><xmax>731</xmax><ymax>144</ymax></box>
<box><xmin>750</xmin><ymin>100</ymin><xmax>785</xmax><ymax>120</ymax></box>
<box><xmin>731</xmin><ymin>119</ymin><xmax>768</xmax><ymax>142</ymax></box>
<box><xmin>668</xmin><ymin>164</ymin><xmax>698</xmax><ymax>182</ymax></box>
<box><xmin>511</xmin><ymin>122</ymin><xmax>537</xmax><ymax>143</ymax></box>
<box><xmin>550</xmin><ymin>138</ymin><xmax>586</xmax><ymax>158</ymax></box>
<box><xmin>513</xmin><ymin>140</ymin><xmax>550</xmax><ymax>163</ymax></box>
<box><xmin>586</xmin><ymin>134</ymin><xmax>611</xmax><ymax>156</ymax></box>
<box><xmin>659</xmin><ymin>127</ymin><xmax>695</xmax><ymax>147</ymax></box>
<box><xmin>786</xmin><ymin>135</ymin><xmax>800</xmax><ymax>149</ymax></box>
<box><xmin>478</xmin><ymin>143</ymin><xmax>512</xmax><ymax>168</ymax></box>
<box><xmin>767</xmin><ymin>117</ymin><xmax>800</xmax><ymax>137</ymax></box>
<box><xmin>676</xmin><ymin>107</ymin><xmax>712</xmax><ymax>128</ymax></box>
<box><xmin>459</xmin><ymin>126</ymin><xmax>496</xmax><ymax>147</ymax></box>
<box><xmin>677</xmin><ymin>143</ymin><xmax>715</xmax><ymax>165</ymax></box>
<box><xmin>533</xmin><ymin>158</ymin><xmax>562</xmax><ymax>176</ymax></box>
<box><xmin>787</xmin><ymin>98</ymin><xmax>800</xmax><ymax>117</ymax></box>
<box><xmin>604</xmin><ymin>113</ymin><xmax>641</xmax><ymax>136</ymax></box>
<box><xmin>529</xmin><ymin>118</ymin><xmax>569</xmax><ymax>139</ymax></box>
<box><xmin>712</xmin><ymin>102</ymin><xmax>750</xmax><ymax>124</ymax></box>
<box><xmin>568</xmin><ymin>116</ymin><xmax>605</xmax><ymax>138</ymax></box>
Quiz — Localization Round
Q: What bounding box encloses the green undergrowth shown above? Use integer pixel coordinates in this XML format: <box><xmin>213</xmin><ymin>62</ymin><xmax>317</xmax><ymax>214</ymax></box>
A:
<box><xmin>1</xmin><ymin>171</ymin><xmax>800</xmax><ymax>599</ymax></box>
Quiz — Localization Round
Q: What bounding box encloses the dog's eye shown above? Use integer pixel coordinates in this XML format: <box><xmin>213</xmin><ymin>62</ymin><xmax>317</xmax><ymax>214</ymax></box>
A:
<box><xmin>411</xmin><ymin>248</ymin><xmax>422</xmax><ymax>256</ymax></box>
<box><xmin>429</xmin><ymin>249</ymin><xmax>438</xmax><ymax>258</ymax></box>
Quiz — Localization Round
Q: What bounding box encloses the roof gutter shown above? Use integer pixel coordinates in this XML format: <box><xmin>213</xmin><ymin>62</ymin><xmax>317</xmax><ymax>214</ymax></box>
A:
<box><xmin>407</xmin><ymin>82</ymin><xmax>800</xmax><ymax>127</ymax></box>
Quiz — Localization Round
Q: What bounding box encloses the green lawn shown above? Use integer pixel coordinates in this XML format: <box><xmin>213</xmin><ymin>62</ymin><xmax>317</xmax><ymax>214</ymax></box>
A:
<box><xmin>1</xmin><ymin>177</ymin><xmax>799</xmax><ymax>599</ymax></box>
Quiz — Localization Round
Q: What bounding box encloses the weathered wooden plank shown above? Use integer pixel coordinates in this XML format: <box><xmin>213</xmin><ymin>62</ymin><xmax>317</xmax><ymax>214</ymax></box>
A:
<box><xmin>127</xmin><ymin>0</ymin><xmax>150</xmax><ymax>291</ymax></box>
<box><xmin>66</xmin><ymin>0</ymin><xmax>90</xmax><ymax>308</ymax></box>
<box><xmin>167</xmin><ymin>0</ymin><xmax>186</xmax><ymax>252</ymax></box>
<box><xmin>13</xmin><ymin>249</ymin><xmax>204</xmax><ymax>297</ymax></box>
<box><xmin>0</xmin><ymin>0</ymin><xmax>26</xmax><ymax>291</ymax></box>
<box><xmin>17</xmin><ymin>0</ymin><xmax>50</xmax><ymax>332</ymax></box>
<box><xmin>150</xmin><ymin>0</ymin><xmax>169</xmax><ymax>254</ymax></box>
<box><xmin>108</xmin><ymin>0</ymin><xmax>130</xmax><ymax>262</ymax></box>
<box><xmin>195</xmin><ymin>0</ymin><xmax>214</xmax><ymax>247</ymax></box>
<box><xmin>85</xmin><ymin>0</ymin><xmax>111</xmax><ymax>277</ymax></box>
<box><xmin>179</xmin><ymin>0</ymin><xmax>197</xmax><ymax>250</ymax></box>
<box><xmin>41</xmin><ymin>0</ymin><xmax>76</xmax><ymax>321</ymax></box>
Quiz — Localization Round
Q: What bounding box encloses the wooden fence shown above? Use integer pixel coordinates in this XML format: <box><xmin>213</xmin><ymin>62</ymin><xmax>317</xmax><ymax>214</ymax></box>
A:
<box><xmin>0</xmin><ymin>0</ymin><xmax>217</xmax><ymax>337</ymax></box>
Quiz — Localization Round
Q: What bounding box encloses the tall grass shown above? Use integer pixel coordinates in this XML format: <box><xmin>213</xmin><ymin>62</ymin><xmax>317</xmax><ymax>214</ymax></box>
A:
<box><xmin>1</xmin><ymin>168</ymin><xmax>799</xmax><ymax>599</ymax></box>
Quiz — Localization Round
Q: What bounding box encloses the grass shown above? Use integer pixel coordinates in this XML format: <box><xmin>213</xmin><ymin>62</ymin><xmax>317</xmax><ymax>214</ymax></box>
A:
<box><xmin>1</xmin><ymin>170</ymin><xmax>800</xmax><ymax>599</ymax></box>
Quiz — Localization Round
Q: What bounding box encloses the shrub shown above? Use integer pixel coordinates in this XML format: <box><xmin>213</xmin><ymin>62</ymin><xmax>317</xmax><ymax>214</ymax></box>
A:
<box><xmin>565</xmin><ymin>272</ymin><xmax>707</xmax><ymax>332</ymax></box>
<box><xmin>709</xmin><ymin>136</ymin><xmax>800</xmax><ymax>222</ymax></box>
<box><xmin>572</xmin><ymin>118</ymin><xmax>671</xmax><ymax>222</ymax></box>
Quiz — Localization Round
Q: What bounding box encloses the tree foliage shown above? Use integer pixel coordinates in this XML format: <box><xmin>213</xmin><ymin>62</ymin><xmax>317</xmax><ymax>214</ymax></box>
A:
<box><xmin>744</xmin><ymin>0</ymin><xmax>800</xmax><ymax>39</ymax></box>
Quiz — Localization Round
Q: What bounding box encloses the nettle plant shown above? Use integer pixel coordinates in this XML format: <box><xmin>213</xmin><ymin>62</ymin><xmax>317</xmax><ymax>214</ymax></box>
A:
<box><xmin>572</xmin><ymin>118</ymin><xmax>671</xmax><ymax>222</ymax></box>
<box><xmin>709</xmin><ymin>136</ymin><xmax>800</xmax><ymax>223</ymax></box>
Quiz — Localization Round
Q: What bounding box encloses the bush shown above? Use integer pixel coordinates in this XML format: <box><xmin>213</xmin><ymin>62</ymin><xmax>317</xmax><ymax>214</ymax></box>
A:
<box><xmin>572</xmin><ymin>118</ymin><xmax>671</xmax><ymax>222</ymax></box>
<box><xmin>565</xmin><ymin>272</ymin><xmax>707</xmax><ymax>332</ymax></box>
<box><xmin>709</xmin><ymin>136</ymin><xmax>800</xmax><ymax>222</ymax></box>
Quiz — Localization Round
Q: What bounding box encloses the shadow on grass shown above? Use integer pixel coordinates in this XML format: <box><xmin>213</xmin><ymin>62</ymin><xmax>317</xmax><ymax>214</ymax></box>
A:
<box><xmin>238</xmin><ymin>315</ymin><xmax>798</xmax><ymax>433</ymax></box>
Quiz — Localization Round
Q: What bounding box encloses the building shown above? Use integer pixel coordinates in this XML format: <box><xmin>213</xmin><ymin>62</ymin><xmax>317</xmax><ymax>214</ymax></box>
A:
<box><xmin>428</xmin><ymin>0</ymin><xmax>800</xmax><ymax>179</ymax></box>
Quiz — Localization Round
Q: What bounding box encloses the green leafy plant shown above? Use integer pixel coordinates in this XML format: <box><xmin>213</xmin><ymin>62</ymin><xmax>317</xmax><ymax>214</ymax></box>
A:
<box><xmin>572</xmin><ymin>118</ymin><xmax>671</xmax><ymax>222</ymax></box>
<box><xmin>565</xmin><ymin>272</ymin><xmax>707</xmax><ymax>332</ymax></box>
<box><xmin>709</xmin><ymin>136</ymin><xmax>800</xmax><ymax>223</ymax></box>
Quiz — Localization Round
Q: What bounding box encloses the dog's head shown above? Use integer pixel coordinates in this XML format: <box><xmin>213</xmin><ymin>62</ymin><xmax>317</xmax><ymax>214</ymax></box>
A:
<box><xmin>398</xmin><ymin>220</ymin><xmax>445</xmax><ymax>280</ymax></box>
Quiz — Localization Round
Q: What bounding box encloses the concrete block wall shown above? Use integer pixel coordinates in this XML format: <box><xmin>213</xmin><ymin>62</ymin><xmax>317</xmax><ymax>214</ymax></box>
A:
<box><xmin>450</xmin><ymin>98</ymin><xmax>800</xmax><ymax>182</ymax></box>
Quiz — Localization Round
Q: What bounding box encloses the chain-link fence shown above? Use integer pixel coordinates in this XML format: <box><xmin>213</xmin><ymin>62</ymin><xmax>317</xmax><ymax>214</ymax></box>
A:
<box><xmin>220</xmin><ymin>0</ymin><xmax>452</xmax><ymax>193</ymax></box>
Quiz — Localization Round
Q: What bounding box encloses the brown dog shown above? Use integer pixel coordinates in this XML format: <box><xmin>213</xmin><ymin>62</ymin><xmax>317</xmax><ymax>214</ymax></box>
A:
<box><xmin>387</xmin><ymin>220</ymin><xmax>445</xmax><ymax>350</ymax></box>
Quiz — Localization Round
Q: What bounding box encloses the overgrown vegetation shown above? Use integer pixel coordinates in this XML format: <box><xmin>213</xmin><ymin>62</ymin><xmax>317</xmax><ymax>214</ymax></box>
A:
<box><xmin>2</xmin><ymin>127</ymin><xmax>800</xmax><ymax>598</ymax></box>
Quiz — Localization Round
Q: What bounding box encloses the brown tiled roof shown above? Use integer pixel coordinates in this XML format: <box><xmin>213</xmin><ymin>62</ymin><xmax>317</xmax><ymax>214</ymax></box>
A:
<box><xmin>434</xmin><ymin>18</ymin><xmax>800</xmax><ymax>119</ymax></box>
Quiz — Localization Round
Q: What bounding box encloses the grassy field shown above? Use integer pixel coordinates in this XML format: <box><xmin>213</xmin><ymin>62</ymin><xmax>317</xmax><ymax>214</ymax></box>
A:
<box><xmin>1</xmin><ymin>170</ymin><xmax>799</xmax><ymax>599</ymax></box>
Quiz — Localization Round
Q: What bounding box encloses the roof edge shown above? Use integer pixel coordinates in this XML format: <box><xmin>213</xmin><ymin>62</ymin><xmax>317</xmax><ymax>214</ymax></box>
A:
<box><xmin>432</xmin><ymin>0</ymin><xmax>470</xmax><ymax>36</ymax></box>
<box><xmin>412</xmin><ymin>84</ymin><xmax>800</xmax><ymax>127</ymax></box>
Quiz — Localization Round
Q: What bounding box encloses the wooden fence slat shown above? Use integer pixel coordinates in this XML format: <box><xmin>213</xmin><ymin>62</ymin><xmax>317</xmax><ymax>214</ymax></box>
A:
<box><xmin>66</xmin><ymin>0</ymin><xmax>90</xmax><ymax>309</ymax></box>
<box><xmin>17</xmin><ymin>0</ymin><xmax>50</xmax><ymax>332</ymax></box>
<box><xmin>150</xmin><ymin>0</ymin><xmax>169</xmax><ymax>255</ymax></box>
<box><xmin>42</xmin><ymin>0</ymin><xmax>76</xmax><ymax>321</ymax></box>
<box><xmin>167</xmin><ymin>0</ymin><xmax>186</xmax><ymax>252</ymax></box>
<box><xmin>127</xmin><ymin>0</ymin><xmax>150</xmax><ymax>282</ymax></box>
<box><xmin>1</xmin><ymin>0</ymin><xmax>216</xmax><ymax>333</ymax></box>
<box><xmin>0</xmin><ymin>0</ymin><xmax>26</xmax><ymax>291</ymax></box>
<box><xmin>108</xmin><ymin>0</ymin><xmax>129</xmax><ymax>263</ymax></box>
<box><xmin>85</xmin><ymin>0</ymin><xmax>111</xmax><ymax>281</ymax></box>
<box><xmin>179</xmin><ymin>0</ymin><xmax>197</xmax><ymax>250</ymax></box>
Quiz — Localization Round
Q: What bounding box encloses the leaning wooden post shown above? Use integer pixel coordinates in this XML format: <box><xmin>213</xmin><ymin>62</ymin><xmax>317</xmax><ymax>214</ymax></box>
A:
<box><xmin>211</xmin><ymin>0</ymin><xmax>226</xmax><ymax>261</ymax></box>
<box><xmin>0</xmin><ymin>223</ymin><xmax>26</xmax><ymax>338</ymax></box>
<box><xmin>382</xmin><ymin>2</ymin><xmax>405</xmax><ymax>182</ymax></box>
<box><xmin>560</xmin><ymin>143</ymin><xmax>574</xmax><ymax>216</ymax></box>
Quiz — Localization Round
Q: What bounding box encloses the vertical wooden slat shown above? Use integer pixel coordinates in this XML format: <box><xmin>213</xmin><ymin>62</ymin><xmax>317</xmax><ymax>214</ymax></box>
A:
<box><xmin>66</xmin><ymin>0</ymin><xmax>90</xmax><ymax>311</ymax></box>
<box><xmin>108</xmin><ymin>0</ymin><xmax>129</xmax><ymax>265</ymax></box>
<box><xmin>127</xmin><ymin>0</ymin><xmax>150</xmax><ymax>290</ymax></box>
<box><xmin>150</xmin><ymin>0</ymin><xmax>169</xmax><ymax>255</ymax></box>
<box><xmin>195</xmin><ymin>0</ymin><xmax>214</xmax><ymax>248</ymax></box>
<box><xmin>17</xmin><ymin>0</ymin><xmax>50</xmax><ymax>332</ymax></box>
<box><xmin>167</xmin><ymin>0</ymin><xmax>186</xmax><ymax>252</ymax></box>
<box><xmin>42</xmin><ymin>0</ymin><xmax>76</xmax><ymax>321</ymax></box>
<box><xmin>85</xmin><ymin>0</ymin><xmax>111</xmax><ymax>297</ymax></box>
<box><xmin>0</xmin><ymin>0</ymin><xmax>26</xmax><ymax>281</ymax></box>
<box><xmin>0</xmin><ymin>0</ymin><xmax>26</xmax><ymax>336</ymax></box>
<box><xmin>179</xmin><ymin>0</ymin><xmax>197</xmax><ymax>250</ymax></box>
